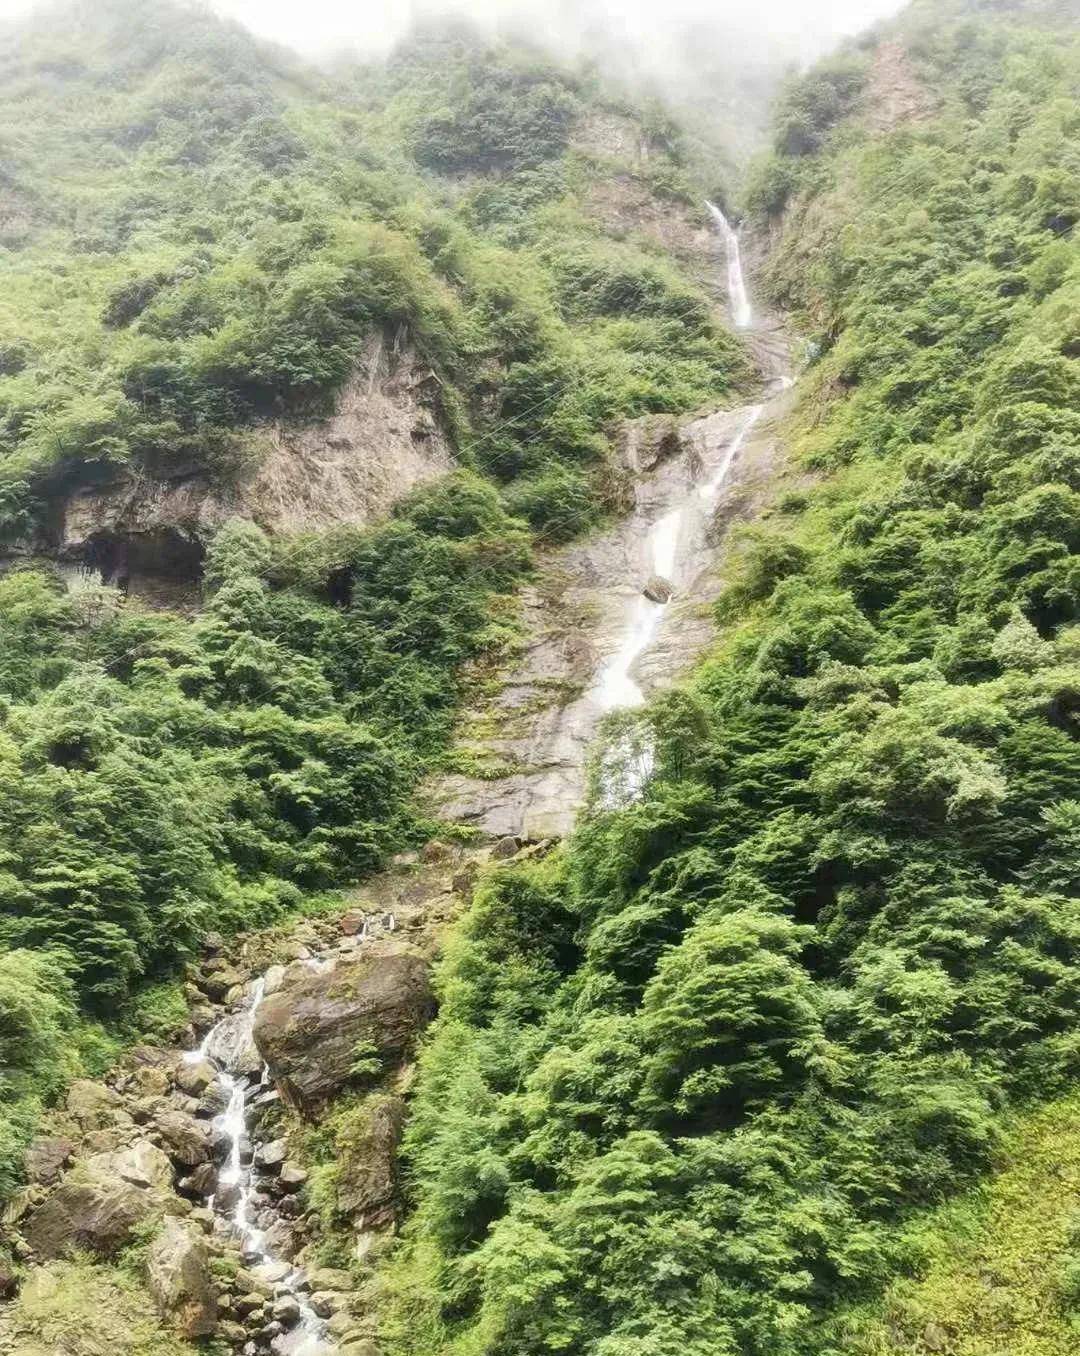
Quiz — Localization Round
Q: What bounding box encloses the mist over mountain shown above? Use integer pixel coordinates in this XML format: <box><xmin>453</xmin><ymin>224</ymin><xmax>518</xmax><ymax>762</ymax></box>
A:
<box><xmin>0</xmin><ymin>3</ymin><xmax>1079</xmax><ymax>1356</ymax></box>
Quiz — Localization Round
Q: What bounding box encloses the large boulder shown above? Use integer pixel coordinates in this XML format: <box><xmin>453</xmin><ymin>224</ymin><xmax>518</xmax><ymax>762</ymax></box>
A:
<box><xmin>24</xmin><ymin>1180</ymin><xmax>153</xmax><ymax>1259</ymax></box>
<box><xmin>22</xmin><ymin>1140</ymin><xmax>174</xmax><ymax>1259</ymax></box>
<box><xmin>334</xmin><ymin>1095</ymin><xmax>405</xmax><ymax>1226</ymax></box>
<box><xmin>253</xmin><ymin>944</ymin><xmax>435</xmax><ymax>1114</ymax></box>
<box><xmin>153</xmin><ymin>1109</ymin><xmax>213</xmax><ymax>1166</ymax></box>
<box><xmin>146</xmin><ymin>1216</ymin><xmax>218</xmax><ymax>1338</ymax></box>
<box><xmin>63</xmin><ymin>1080</ymin><xmax>133</xmax><ymax>1133</ymax></box>
<box><xmin>85</xmin><ymin>1141</ymin><xmax>173</xmax><ymax>1192</ymax></box>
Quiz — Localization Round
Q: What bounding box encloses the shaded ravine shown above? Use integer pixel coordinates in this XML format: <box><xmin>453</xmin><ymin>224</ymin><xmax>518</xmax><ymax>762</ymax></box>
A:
<box><xmin>433</xmin><ymin>206</ymin><xmax>795</xmax><ymax>840</ymax></box>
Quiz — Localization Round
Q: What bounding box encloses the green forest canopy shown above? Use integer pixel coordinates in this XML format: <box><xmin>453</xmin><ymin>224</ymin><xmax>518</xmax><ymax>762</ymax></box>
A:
<box><xmin>0</xmin><ymin>0</ymin><xmax>745</xmax><ymax>1195</ymax></box>
<box><xmin>380</xmin><ymin>3</ymin><xmax>1080</xmax><ymax>1354</ymax></box>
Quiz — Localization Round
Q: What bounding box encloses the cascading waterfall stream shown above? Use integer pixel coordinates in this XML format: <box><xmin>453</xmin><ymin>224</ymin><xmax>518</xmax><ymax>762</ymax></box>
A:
<box><xmin>705</xmin><ymin>200</ymin><xmax>753</xmax><ymax>330</ymax></box>
<box><xmin>593</xmin><ymin>203</ymin><xmax>782</xmax><ymax>808</ymax></box>
<box><xmin>183</xmin><ymin>978</ymin><xmax>333</xmax><ymax>1356</ymax></box>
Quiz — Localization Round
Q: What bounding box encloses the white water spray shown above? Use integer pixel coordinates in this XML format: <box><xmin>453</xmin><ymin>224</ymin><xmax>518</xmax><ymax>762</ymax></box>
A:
<box><xmin>591</xmin><ymin>199</ymin><xmax>771</xmax><ymax>808</ymax></box>
<box><xmin>706</xmin><ymin>201</ymin><xmax>753</xmax><ymax>329</ymax></box>
<box><xmin>184</xmin><ymin>976</ymin><xmax>333</xmax><ymax>1356</ymax></box>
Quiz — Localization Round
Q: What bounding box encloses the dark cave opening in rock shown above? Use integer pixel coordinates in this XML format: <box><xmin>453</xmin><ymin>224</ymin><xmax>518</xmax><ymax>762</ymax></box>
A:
<box><xmin>82</xmin><ymin>529</ymin><xmax>206</xmax><ymax>606</ymax></box>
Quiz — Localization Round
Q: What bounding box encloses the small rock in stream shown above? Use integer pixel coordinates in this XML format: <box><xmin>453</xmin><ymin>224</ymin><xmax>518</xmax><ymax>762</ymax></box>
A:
<box><xmin>643</xmin><ymin>574</ymin><xmax>674</xmax><ymax>604</ymax></box>
<box><xmin>255</xmin><ymin>1138</ymin><xmax>287</xmax><ymax>1170</ymax></box>
<box><xmin>272</xmin><ymin>1294</ymin><xmax>301</xmax><ymax>1326</ymax></box>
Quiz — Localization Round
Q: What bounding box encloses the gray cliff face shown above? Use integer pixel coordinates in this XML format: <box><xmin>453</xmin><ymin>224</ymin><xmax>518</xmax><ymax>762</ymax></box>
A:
<box><xmin>18</xmin><ymin>330</ymin><xmax>454</xmax><ymax>604</ymax></box>
<box><xmin>431</xmin><ymin>320</ymin><xmax>796</xmax><ymax>842</ymax></box>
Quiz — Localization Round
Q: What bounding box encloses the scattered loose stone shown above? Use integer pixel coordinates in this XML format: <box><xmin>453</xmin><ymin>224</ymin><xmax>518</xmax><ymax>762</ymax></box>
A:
<box><xmin>489</xmin><ymin>835</ymin><xmax>521</xmax><ymax>860</ymax></box>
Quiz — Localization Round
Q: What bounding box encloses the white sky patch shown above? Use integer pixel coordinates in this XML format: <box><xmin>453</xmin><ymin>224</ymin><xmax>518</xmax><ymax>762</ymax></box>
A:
<box><xmin>0</xmin><ymin>0</ymin><xmax>907</xmax><ymax>59</ymax></box>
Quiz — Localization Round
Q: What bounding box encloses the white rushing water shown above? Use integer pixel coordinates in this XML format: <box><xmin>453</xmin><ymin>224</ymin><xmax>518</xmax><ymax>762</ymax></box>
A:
<box><xmin>593</xmin><ymin>204</ymin><xmax>762</xmax><ymax>716</ymax></box>
<box><xmin>705</xmin><ymin>200</ymin><xmax>753</xmax><ymax>329</ymax></box>
<box><xmin>591</xmin><ymin>202</ymin><xmax>773</xmax><ymax>807</ymax></box>
<box><xmin>184</xmin><ymin>977</ymin><xmax>332</xmax><ymax>1356</ymax></box>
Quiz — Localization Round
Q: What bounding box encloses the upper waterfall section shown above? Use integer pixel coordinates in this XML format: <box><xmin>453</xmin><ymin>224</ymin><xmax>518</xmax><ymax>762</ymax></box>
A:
<box><xmin>706</xmin><ymin>201</ymin><xmax>753</xmax><ymax>329</ymax></box>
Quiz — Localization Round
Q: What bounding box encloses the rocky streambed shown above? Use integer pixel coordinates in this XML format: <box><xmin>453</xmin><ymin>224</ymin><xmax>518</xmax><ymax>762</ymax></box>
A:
<box><xmin>0</xmin><ymin>846</ymin><xmax>483</xmax><ymax>1356</ymax></box>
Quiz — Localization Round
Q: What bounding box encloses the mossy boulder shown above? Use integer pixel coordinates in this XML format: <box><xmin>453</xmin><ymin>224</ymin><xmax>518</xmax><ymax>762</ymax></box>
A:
<box><xmin>252</xmin><ymin>944</ymin><xmax>435</xmax><ymax>1115</ymax></box>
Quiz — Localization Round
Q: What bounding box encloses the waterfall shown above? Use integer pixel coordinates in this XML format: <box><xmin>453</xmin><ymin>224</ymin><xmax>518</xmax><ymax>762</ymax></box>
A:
<box><xmin>183</xmin><ymin>977</ymin><xmax>332</xmax><ymax>1355</ymax></box>
<box><xmin>705</xmin><ymin>201</ymin><xmax>753</xmax><ymax>329</ymax></box>
<box><xmin>590</xmin><ymin>200</ymin><xmax>773</xmax><ymax>810</ymax></box>
<box><xmin>593</xmin><ymin>505</ymin><xmax>682</xmax><ymax>712</ymax></box>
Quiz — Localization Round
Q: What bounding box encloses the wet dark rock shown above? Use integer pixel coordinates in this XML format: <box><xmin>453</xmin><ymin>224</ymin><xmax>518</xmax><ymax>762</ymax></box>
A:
<box><xmin>179</xmin><ymin>1161</ymin><xmax>219</xmax><ymax>1198</ymax></box>
<box><xmin>275</xmin><ymin>1193</ymin><xmax>302</xmax><ymax>1219</ymax></box>
<box><xmin>253</xmin><ymin>943</ymin><xmax>435</xmax><ymax>1114</ymax></box>
<box><xmin>215</xmin><ymin>1181</ymin><xmax>241</xmax><ymax>1213</ymax></box>
<box><xmin>0</xmin><ymin>1256</ymin><xmax>19</xmax><ymax>1298</ymax></box>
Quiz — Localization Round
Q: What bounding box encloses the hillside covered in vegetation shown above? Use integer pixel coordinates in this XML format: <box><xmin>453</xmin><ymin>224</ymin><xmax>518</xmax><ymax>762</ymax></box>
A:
<box><xmin>0</xmin><ymin>0</ymin><xmax>747</xmax><ymax>1195</ymax></box>
<box><xmin>379</xmin><ymin>2</ymin><xmax>1080</xmax><ymax>1353</ymax></box>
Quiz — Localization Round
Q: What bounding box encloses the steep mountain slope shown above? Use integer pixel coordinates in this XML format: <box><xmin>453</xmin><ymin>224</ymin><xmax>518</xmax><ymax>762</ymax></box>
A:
<box><xmin>375</xmin><ymin>3</ymin><xmax>1080</xmax><ymax>1354</ymax></box>
<box><xmin>0</xmin><ymin>0</ymin><xmax>747</xmax><ymax>1208</ymax></box>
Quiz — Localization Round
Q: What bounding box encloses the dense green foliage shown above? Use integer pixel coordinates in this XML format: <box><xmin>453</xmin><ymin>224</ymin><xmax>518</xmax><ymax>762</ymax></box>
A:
<box><xmin>0</xmin><ymin>0</ymin><xmax>745</xmax><ymax>1193</ymax></box>
<box><xmin>0</xmin><ymin>475</ymin><xmax>526</xmax><ymax>1190</ymax></box>
<box><xmin>383</xmin><ymin>5</ymin><xmax>1080</xmax><ymax>1354</ymax></box>
<box><xmin>833</xmin><ymin>1095</ymin><xmax>1080</xmax><ymax>1354</ymax></box>
<box><xmin>0</xmin><ymin>1</ymin><xmax>742</xmax><ymax>541</ymax></box>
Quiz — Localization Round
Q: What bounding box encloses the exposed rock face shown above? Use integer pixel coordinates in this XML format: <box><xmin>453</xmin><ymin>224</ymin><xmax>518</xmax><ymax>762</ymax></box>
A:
<box><xmin>253</xmin><ymin>943</ymin><xmax>436</xmax><ymax>1114</ymax></box>
<box><xmin>617</xmin><ymin>414</ymin><xmax>685</xmax><ymax>473</ymax></box>
<box><xmin>85</xmin><ymin>1141</ymin><xmax>174</xmax><ymax>1193</ymax></box>
<box><xmin>430</xmin><ymin>364</ymin><xmax>796</xmax><ymax>841</ymax></box>
<box><xmin>42</xmin><ymin>330</ymin><xmax>454</xmax><ymax>599</ymax></box>
<box><xmin>24</xmin><ymin>1180</ymin><xmax>152</xmax><ymax>1259</ymax></box>
<box><xmin>865</xmin><ymin>40</ymin><xmax>932</xmax><ymax>133</ymax></box>
<box><xmin>23</xmin><ymin>1137</ymin><xmax>74</xmax><ymax>1186</ymax></box>
<box><xmin>333</xmin><ymin>1095</ymin><xmax>406</xmax><ymax>1226</ymax></box>
<box><xmin>22</xmin><ymin>1139</ymin><xmax>174</xmax><ymax>1259</ymax></box>
<box><xmin>146</xmin><ymin>1217</ymin><xmax>218</xmax><ymax>1338</ymax></box>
